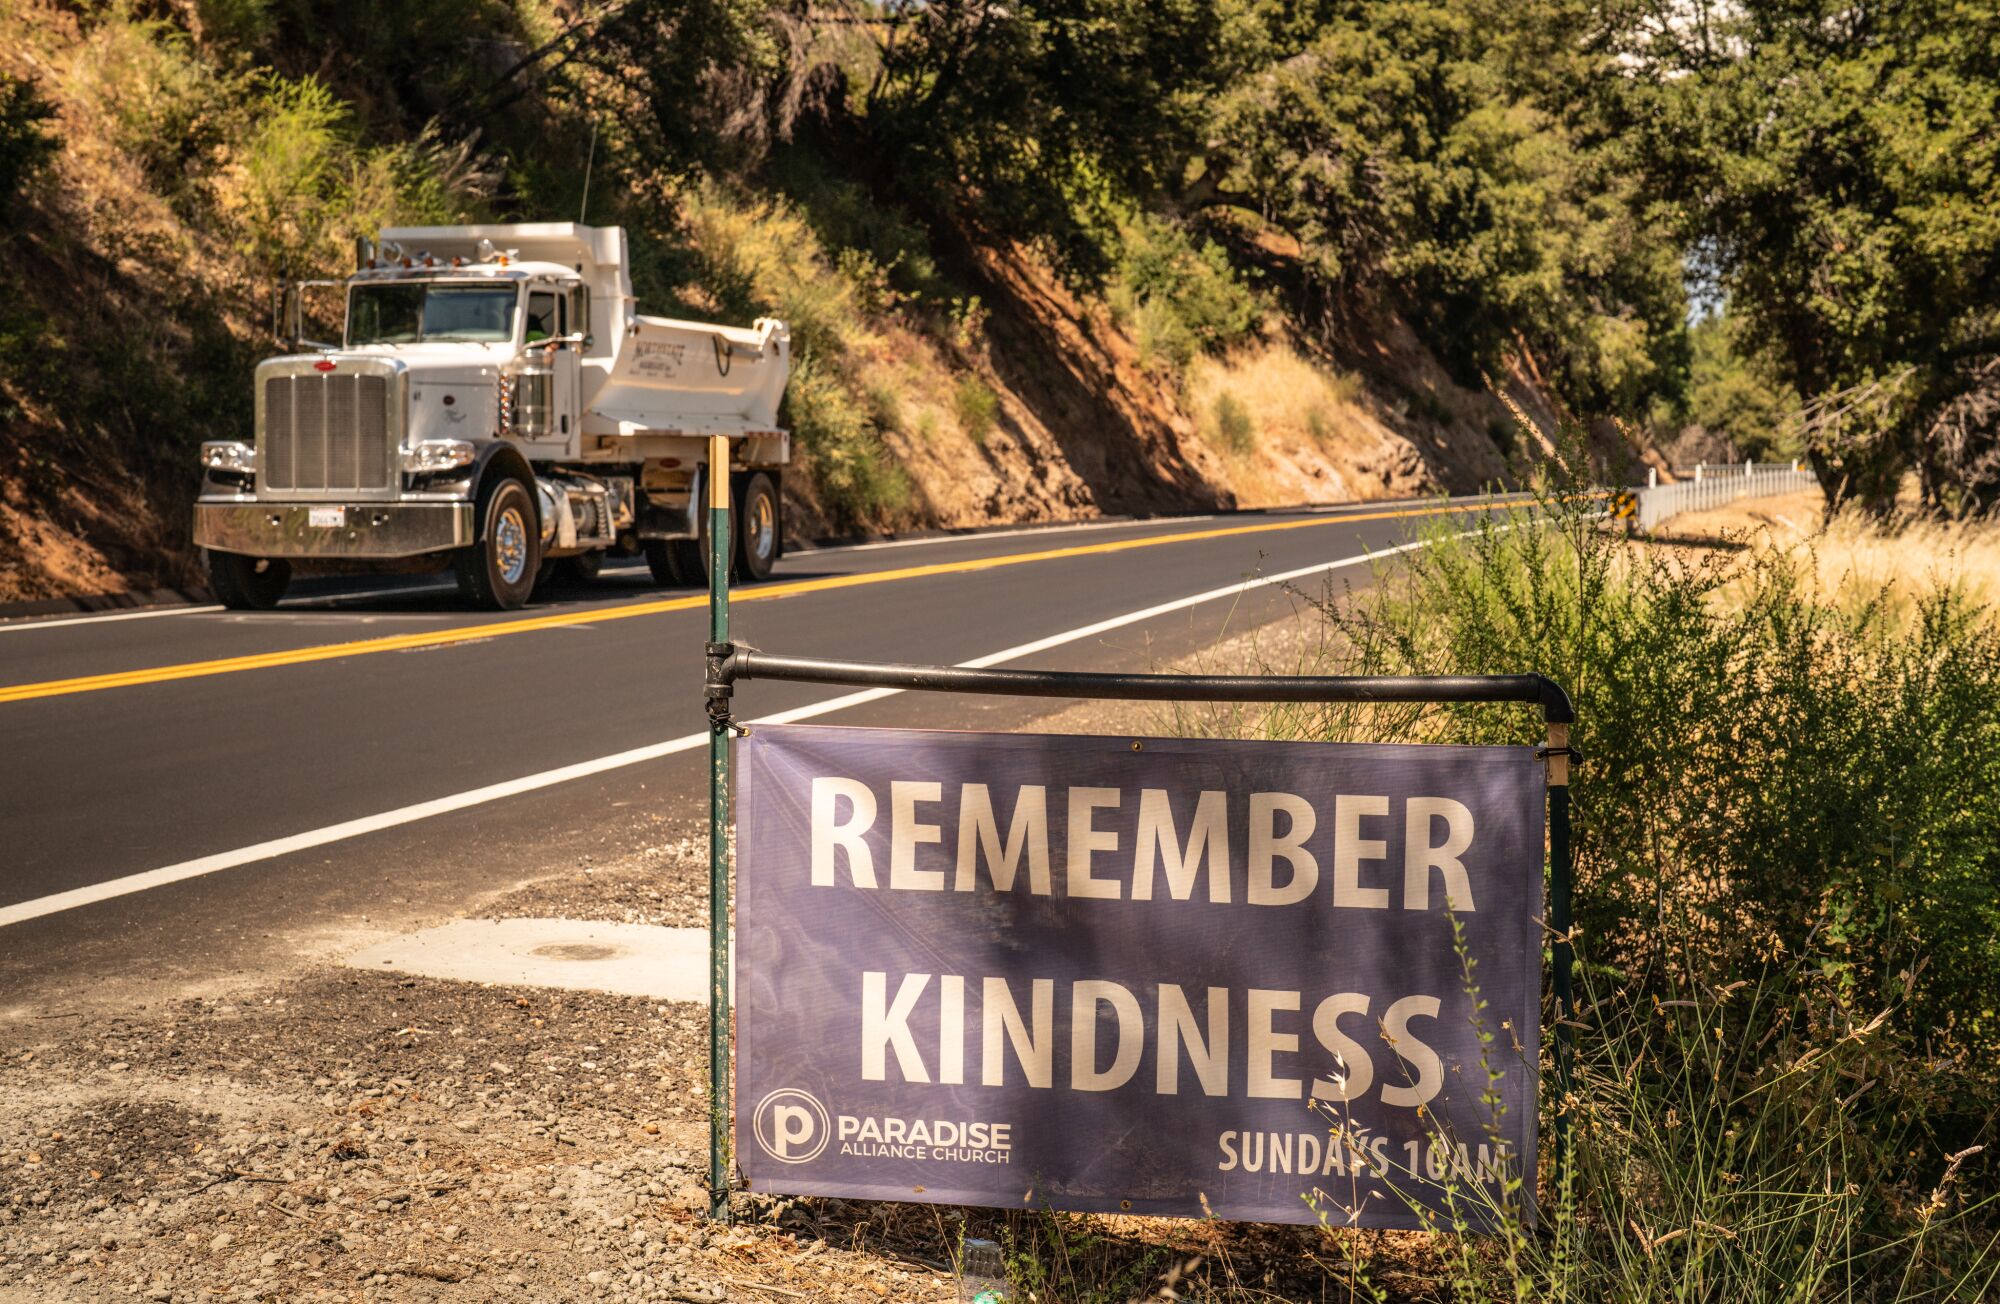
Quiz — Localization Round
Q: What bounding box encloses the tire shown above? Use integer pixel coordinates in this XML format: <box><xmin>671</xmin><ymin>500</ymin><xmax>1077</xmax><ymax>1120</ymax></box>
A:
<box><xmin>641</xmin><ymin>471</ymin><xmax>764</xmax><ymax>588</ymax></box>
<box><xmin>557</xmin><ymin>551</ymin><xmax>603</xmax><ymax>583</ymax></box>
<box><xmin>643</xmin><ymin>538</ymin><xmax>690</xmax><ymax>586</ymax></box>
<box><xmin>455</xmin><ymin>477</ymin><xmax>539</xmax><ymax>610</ymax></box>
<box><xmin>644</xmin><ymin>535</ymin><xmax>714</xmax><ymax>587</ymax></box>
<box><xmin>735</xmin><ymin>472</ymin><xmax>779</xmax><ymax>581</ymax></box>
<box><xmin>669</xmin><ymin>537</ymin><xmax>709</xmax><ymax>584</ymax></box>
<box><xmin>205</xmin><ymin>550</ymin><xmax>290</xmax><ymax>610</ymax></box>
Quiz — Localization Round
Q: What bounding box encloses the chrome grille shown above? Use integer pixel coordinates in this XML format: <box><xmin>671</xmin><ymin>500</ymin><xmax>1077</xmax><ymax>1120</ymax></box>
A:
<box><xmin>260</xmin><ymin>372</ymin><xmax>393</xmax><ymax>496</ymax></box>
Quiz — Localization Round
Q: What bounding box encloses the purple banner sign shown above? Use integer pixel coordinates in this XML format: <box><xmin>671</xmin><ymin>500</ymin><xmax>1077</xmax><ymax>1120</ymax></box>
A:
<box><xmin>736</xmin><ymin>724</ymin><xmax>1545</xmax><ymax>1229</ymax></box>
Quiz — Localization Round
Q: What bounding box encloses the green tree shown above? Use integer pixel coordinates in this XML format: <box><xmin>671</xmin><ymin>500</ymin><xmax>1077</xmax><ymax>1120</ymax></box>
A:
<box><xmin>1620</xmin><ymin>0</ymin><xmax>2000</xmax><ymax>514</ymax></box>
<box><xmin>1682</xmin><ymin>312</ymin><xmax>1801</xmax><ymax>461</ymax></box>
<box><xmin>860</xmin><ymin>0</ymin><xmax>1244</xmax><ymax>278</ymax></box>
<box><xmin>1206</xmin><ymin>2</ymin><xmax>1687</xmax><ymax>414</ymax></box>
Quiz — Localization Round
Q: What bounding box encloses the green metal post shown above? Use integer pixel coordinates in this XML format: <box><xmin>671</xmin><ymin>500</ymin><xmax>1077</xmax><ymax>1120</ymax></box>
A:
<box><xmin>1546</xmin><ymin>722</ymin><xmax>1574</xmax><ymax>1199</ymax></box>
<box><xmin>706</xmin><ymin>437</ymin><xmax>733</xmax><ymax>1224</ymax></box>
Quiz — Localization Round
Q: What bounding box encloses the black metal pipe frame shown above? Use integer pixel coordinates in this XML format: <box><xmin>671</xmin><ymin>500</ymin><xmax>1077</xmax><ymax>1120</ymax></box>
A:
<box><xmin>721</xmin><ymin>648</ymin><xmax>1575</xmax><ymax>724</ymax></box>
<box><xmin>707</xmin><ymin>646</ymin><xmax>1579</xmax><ymax>1213</ymax></box>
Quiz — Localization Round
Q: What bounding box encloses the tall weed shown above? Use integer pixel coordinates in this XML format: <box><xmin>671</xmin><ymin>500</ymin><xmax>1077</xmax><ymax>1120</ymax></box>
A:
<box><xmin>1189</xmin><ymin>474</ymin><xmax>2000</xmax><ymax>1296</ymax></box>
<box><xmin>1239</xmin><ymin>489</ymin><xmax>2000</xmax><ymax>1059</ymax></box>
<box><xmin>785</xmin><ymin>354</ymin><xmax>911</xmax><ymax>522</ymax></box>
<box><xmin>1133</xmin><ymin>448</ymin><xmax>2000</xmax><ymax>1294</ymax></box>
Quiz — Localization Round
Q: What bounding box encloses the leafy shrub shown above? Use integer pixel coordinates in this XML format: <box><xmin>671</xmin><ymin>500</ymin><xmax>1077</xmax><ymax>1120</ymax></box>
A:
<box><xmin>785</xmin><ymin>355</ymin><xmax>911</xmax><ymax>521</ymax></box>
<box><xmin>233</xmin><ymin>76</ymin><xmax>483</xmax><ymax>278</ymax></box>
<box><xmin>1280</xmin><ymin>492</ymin><xmax>2000</xmax><ymax>1054</ymax></box>
<box><xmin>953</xmin><ymin>377</ymin><xmax>998</xmax><ymax>446</ymax></box>
<box><xmin>680</xmin><ymin>186</ymin><xmax>916</xmax><ymax>523</ymax></box>
<box><xmin>233</xmin><ymin>75</ymin><xmax>352</xmax><ymax>277</ymax></box>
<box><xmin>1166</xmin><ymin>473</ymin><xmax>2000</xmax><ymax>1294</ymax></box>
<box><xmin>192</xmin><ymin>0</ymin><xmax>276</xmax><ymax>52</ymax></box>
<box><xmin>1110</xmin><ymin>214</ymin><xmax>1258</xmax><ymax>373</ymax></box>
<box><xmin>770</xmin><ymin>149</ymin><xmax>949</xmax><ymax>308</ymax></box>
<box><xmin>681</xmin><ymin>186</ymin><xmax>868</xmax><ymax>364</ymax></box>
<box><xmin>259</xmin><ymin>0</ymin><xmax>520</xmax><ymax>127</ymax></box>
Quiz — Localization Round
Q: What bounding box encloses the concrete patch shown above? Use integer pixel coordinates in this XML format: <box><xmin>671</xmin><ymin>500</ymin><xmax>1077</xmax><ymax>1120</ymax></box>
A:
<box><xmin>342</xmin><ymin>918</ymin><xmax>729</xmax><ymax>1003</ymax></box>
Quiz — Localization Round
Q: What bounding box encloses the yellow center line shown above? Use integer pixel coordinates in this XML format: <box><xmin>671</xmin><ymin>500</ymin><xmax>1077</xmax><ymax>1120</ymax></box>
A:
<box><xmin>0</xmin><ymin>500</ymin><xmax>1498</xmax><ymax>705</ymax></box>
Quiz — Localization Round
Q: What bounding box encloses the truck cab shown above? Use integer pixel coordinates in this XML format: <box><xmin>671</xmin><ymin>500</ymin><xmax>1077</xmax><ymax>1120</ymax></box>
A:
<box><xmin>194</xmin><ymin>223</ymin><xmax>790</xmax><ymax>610</ymax></box>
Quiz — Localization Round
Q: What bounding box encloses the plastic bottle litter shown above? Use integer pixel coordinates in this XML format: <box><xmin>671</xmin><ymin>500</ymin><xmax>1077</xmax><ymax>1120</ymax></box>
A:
<box><xmin>958</xmin><ymin>1237</ymin><xmax>1007</xmax><ymax>1304</ymax></box>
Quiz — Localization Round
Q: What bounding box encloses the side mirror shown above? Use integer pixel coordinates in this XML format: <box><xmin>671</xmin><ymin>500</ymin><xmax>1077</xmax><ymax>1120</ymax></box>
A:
<box><xmin>278</xmin><ymin>282</ymin><xmax>303</xmax><ymax>349</ymax></box>
<box><xmin>273</xmin><ymin>280</ymin><xmax>341</xmax><ymax>353</ymax></box>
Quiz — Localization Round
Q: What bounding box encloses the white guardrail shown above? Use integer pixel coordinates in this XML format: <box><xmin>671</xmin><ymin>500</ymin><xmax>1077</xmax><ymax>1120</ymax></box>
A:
<box><xmin>1635</xmin><ymin>461</ymin><xmax>1819</xmax><ymax>530</ymax></box>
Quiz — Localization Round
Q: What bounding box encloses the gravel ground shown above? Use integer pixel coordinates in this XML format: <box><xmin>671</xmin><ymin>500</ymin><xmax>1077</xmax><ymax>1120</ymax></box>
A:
<box><xmin>0</xmin><ymin>826</ymin><xmax>1400</xmax><ymax>1304</ymax></box>
<box><xmin>1</xmin><ymin>632</ymin><xmax>1438</xmax><ymax>1304</ymax></box>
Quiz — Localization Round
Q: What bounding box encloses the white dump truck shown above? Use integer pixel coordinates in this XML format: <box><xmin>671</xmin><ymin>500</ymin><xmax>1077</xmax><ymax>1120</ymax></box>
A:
<box><xmin>193</xmin><ymin>222</ymin><xmax>791</xmax><ymax>609</ymax></box>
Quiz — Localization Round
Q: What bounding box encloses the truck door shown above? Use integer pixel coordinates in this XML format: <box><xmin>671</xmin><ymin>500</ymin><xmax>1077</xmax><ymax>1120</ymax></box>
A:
<box><xmin>522</xmin><ymin>287</ymin><xmax>581</xmax><ymax>459</ymax></box>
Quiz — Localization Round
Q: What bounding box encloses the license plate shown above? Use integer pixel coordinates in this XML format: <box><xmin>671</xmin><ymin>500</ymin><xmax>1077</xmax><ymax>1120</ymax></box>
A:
<box><xmin>308</xmin><ymin>507</ymin><xmax>346</xmax><ymax>529</ymax></box>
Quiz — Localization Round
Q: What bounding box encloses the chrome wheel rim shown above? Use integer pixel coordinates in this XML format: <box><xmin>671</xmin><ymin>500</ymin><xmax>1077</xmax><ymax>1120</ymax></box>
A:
<box><xmin>495</xmin><ymin>506</ymin><xmax>528</xmax><ymax>584</ymax></box>
<box><xmin>750</xmin><ymin>491</ymin><xmax>776</xmax><ymax>562</ymax></box>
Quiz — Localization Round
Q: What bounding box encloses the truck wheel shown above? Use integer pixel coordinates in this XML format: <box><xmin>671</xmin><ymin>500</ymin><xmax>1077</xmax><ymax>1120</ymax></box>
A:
<box><xmin>206</xmin><ymin>551</ymin><xmax>290</xmax><ymax>610</ymax></box>
<box><xmin>735</xmin><ymin>473</ymin><xmax>779</xmax><ymax>581</ymax></box>
<box><xmin>643</xmin><ymin>537</ymin><xmax>713</xmax><ymax>587</ymax></box>
<box><xmin>558</xmin><ymin>551</ymin><xmax>604</xmax><ymax>583</ymax></box>
<box><xmin>643</xmin><ymin>539</ymin><xmax>689</xmax><ymax>586</ymax></box>
<box><xmin>455</xmin><ymin>477</ymin><xmax>539</xmax><ymax>610</ymax></box>
<box><xmin>670</xmin><ymin>538</ymin><xmax>709</xmax><ymax>585</ymax></box>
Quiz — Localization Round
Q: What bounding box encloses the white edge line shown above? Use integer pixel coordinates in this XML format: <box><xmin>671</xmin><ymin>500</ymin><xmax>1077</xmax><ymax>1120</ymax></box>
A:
<box><xmin>0</xmin><ymin>582</ymin><xmax>467</xmax><ymax>633</ymax></box>
<box><xmin>0</xmin><ymin>604</ymin><xmax>228</xmax><ymax>633</ymax></box>
<box><xmin>0</xmin><ymin>535</ymin><xmax>1440</xmax><ymax>929</ymax></box>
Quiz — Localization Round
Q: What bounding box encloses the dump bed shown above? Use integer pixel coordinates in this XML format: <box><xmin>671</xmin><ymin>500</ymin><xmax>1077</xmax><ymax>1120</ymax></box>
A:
<box><xmin>377</xmin><ymin>221</ymin><xmax>789</xmax><ymax>438</ymax></box>
<box><xmin>587</xmin><ymin>314</ymin><xmax>789</xmax><ymax>435</ymax></box>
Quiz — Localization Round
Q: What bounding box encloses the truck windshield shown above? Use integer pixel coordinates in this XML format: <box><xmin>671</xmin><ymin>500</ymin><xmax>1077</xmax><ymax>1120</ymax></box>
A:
<box><xmin>347</xmin><ymin>284</ymin><xmax>518</xmax><ymax>345</ymax></box>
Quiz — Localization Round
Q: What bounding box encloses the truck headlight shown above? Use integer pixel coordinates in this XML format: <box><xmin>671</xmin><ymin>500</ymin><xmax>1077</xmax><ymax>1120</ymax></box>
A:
<box><xmin>403</xmin><ymin>440</ymin><xmax>476</xmax><ymax>474</ymax></box>
<box><xmin>201</xmin><ymin>441</ymin><xmax>257</xmax><ymax>474</ymax></box>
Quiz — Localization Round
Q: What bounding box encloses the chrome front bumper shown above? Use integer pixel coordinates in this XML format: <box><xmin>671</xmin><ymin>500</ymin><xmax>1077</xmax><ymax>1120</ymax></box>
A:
<box><xmin>194</xmin><ymin>501</ymin><xmax>473</xmax><ymax>559</ymax></box>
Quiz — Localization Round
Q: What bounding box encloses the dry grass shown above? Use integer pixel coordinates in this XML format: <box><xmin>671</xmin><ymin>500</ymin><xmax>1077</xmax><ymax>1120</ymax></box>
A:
<box><xmin>1184</xmin><ymin>342</ymin><xmax>1430</xmax><ymax>506</ymax></box>
<box><xmin>1185</xmin><ymin>341</ymin><xmax>1365</xmax><ymax>453</ymax></box>
<box><xmin>1654</xmin><ymin>488</ymin><xmax>2000</xmax><ymax>619</ymax></box>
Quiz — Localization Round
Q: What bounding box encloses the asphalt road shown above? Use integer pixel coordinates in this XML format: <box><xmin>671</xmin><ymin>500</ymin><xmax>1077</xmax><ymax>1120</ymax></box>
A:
<box><xmin>0</xmin><ymin>497</ymin><xmax>1501</xmax><ymax>1009</ymax></box>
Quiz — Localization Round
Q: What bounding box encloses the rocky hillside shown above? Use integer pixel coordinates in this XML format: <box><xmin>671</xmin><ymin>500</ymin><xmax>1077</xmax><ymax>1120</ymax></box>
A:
<box><xmin>0</xmin><ymin>1</ymin><xmax>1667</xmax><ymax>604</ymax></box>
